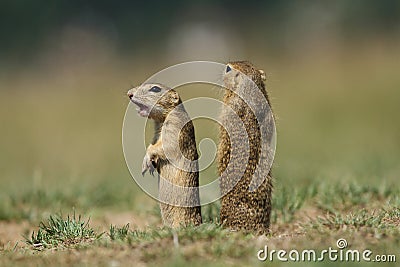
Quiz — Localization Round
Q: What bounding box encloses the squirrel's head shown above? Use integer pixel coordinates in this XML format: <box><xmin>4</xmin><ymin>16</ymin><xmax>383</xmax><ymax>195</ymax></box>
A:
<box><xmin>127</xmin><ymin>83</ymin><xmax>181</xmax><ymax>121</ymax></box>
<box><xmin>223</xmin><ymin>61</ymin><xmax>267</xmax><ymax>97</ymax></box>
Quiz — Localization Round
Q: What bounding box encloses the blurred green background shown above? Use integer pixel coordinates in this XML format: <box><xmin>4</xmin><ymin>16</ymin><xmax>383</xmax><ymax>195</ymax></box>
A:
<box><xmin>0</xmin><ymin>0</ymin><xmax>399</xmax><ymax>216</ymax></box>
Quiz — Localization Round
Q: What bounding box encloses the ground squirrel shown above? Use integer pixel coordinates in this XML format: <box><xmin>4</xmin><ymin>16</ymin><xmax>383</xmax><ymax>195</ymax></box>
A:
<box><xmin>127</xmin><ymin>83</ymin><xmax>202</xmax><ymax>227</ymax></box>
<box><xmin>218</xmin><ymin>61</ymin><xmax>274</xmax><ymax>234</ymax></box>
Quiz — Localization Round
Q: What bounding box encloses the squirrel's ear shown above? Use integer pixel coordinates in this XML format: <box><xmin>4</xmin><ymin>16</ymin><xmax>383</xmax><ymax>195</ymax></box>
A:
<box><xmin>170</xmin><ymin>91</ymin><xmax>180</xmax><ymax>104</ymax></box>
<box><xmin>258</xmin><ymin>69</ymin><xmax>267</xmax><ymax>81</ymax></box>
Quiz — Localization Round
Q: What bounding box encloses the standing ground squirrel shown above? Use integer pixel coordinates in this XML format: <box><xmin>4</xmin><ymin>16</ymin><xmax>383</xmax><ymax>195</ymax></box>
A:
<box><xmin>218</xmin><ymin>61</ymin><xmax>274</xmax><ymax>234</ymax></box>
<box><xmin>127</xmin><ymin>83</ymin><xmax>202</xmax><ymax>228</ymax></box>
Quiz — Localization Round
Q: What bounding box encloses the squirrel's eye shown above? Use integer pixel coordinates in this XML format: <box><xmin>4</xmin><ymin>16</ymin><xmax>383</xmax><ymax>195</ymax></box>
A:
<box><xmin>226</xmin><ymin>65</ymin><xmax>232</xmax><ymax>73</ymax></box>
<box><xmin>149</xmin><ymin>86</ymin><xmax>161</xmax><ymax>93</ymax></box>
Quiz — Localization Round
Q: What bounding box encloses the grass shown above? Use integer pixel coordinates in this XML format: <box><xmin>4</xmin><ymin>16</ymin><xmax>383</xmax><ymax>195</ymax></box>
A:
<box><xmin>10</xmin><ymin>181</ymin><xmax>397</xmax><ymax>266</ymax></box>
<box><xmin>108</xmin><ymin>223</ymin><xmax>229</xmax><ymax>245</ymax></box>
<box><xmin>25</xmin><ymin>212</ymin><xmax>101</xmax><ymax>249</ymax></box>
<box><xmin>271</xmin><ymin>184</ymin><xmax>316</xmax><ymax>223</ymax></box>
<box><xmin>0</xmin><ymin>181</ymin><xmax>138</xmax><ymax>222</ymax></box>
<box><xmin>109</xmin><ymin>223</ymin><xmax>130</xmax><ymax>241</ymax></box>
<box><xmin>1</xmin><ymin>42</ymin><xmax>400</xmax><ymax>266</ymax></box>
<box><xmin>306</xmin><ymin>206</ymin><xmax>400</xmax><ymax>234</ymax></box>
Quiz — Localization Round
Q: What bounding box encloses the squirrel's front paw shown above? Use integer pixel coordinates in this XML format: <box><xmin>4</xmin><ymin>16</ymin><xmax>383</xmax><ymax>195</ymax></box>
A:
<box><xmin>142</xmin><ymin>153</ymin><xmax>157</xmax><ymax>176</ymax></box>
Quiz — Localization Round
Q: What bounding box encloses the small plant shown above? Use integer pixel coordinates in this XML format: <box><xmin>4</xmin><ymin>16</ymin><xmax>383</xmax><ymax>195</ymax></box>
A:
<box><xmin>201</xmin><ymin>202</ymin><xmax>220</xmax><ymax>223</ymax></box>
<box><xmin>107</xmin><ymin>223</ymin><xmax>227</xmax><ymax>245</ymax></box>
<box><xmin>305</xmin><ymin>207</ymin><xmax>400</xmax><ymax>234</ymax></box>
<box><xmin>271</xmin><ymin>185</ymin><xmax>312</xmax><ymax>223</ymax></box>
<box><xmin>25</xmin><ymin>212</ymin><xmax>100</xmax><ymax>249</ymax></box>
<box><xmin>109</xmin><ymin>223</ymin><xmax>130</xmax><ymax>241</ymax></box>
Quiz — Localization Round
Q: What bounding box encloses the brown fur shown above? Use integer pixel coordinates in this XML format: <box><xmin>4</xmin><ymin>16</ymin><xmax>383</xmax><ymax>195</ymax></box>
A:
<box><xmin>218</xmin><ymin>61</ymin><xmax>274</xmax><ymax>234</ymax></box>
<box><xmin>127</xmin><ymin>83</ymin><xmax>202</xmax><ymax>228</ymax></box>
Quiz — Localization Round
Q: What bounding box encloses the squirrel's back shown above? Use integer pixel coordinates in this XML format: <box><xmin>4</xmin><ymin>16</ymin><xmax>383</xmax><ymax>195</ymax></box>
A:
<box><xmin>218</xmin><ymin>61</ymin><xmax>274</xmax><ymax>234</ymax></box>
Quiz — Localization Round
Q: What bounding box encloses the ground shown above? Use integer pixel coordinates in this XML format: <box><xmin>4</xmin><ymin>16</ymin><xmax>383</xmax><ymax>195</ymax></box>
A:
<box><xmin>0</xmin><ymin>181</ymin><xmax>399</xmax><ymax>266</ymax></box>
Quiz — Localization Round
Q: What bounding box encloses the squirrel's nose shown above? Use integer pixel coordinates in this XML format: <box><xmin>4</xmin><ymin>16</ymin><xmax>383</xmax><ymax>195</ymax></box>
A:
<box><xmin>127</xmin><ymin>91</ymin><xmax>134</xmax><ymax>99</ymax></box>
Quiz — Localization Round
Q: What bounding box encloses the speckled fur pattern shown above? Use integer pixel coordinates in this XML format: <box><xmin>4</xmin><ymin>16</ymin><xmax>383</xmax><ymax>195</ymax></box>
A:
<box><xmin>218</xmin><ymin>61</ymin><xmax>274</xmax><ymax>234</ymax></box>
